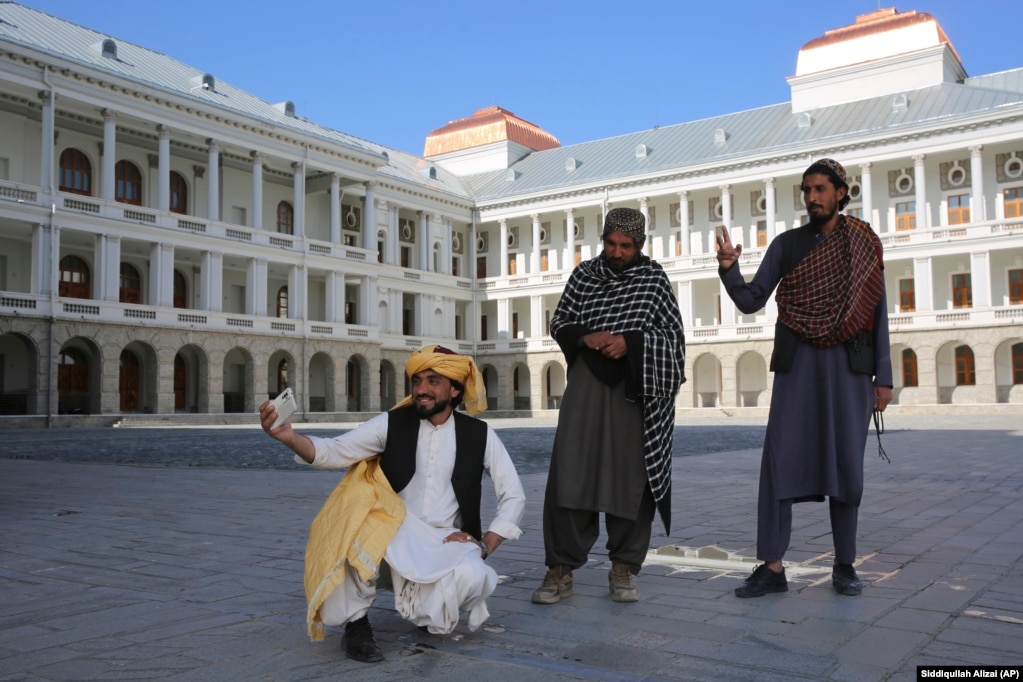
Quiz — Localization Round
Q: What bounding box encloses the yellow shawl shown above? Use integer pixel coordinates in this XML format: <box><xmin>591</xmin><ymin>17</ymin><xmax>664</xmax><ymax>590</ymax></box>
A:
<box><xmin>303</xmin><ymin>457</ymin><xmax>405</xmax><ymax>641</ymax></box>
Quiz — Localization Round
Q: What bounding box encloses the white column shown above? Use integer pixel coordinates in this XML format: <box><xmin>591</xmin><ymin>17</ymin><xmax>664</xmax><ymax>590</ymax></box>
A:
<box><xmin>388</xmin><ymin>203</ymin><xmax>400</xmax><ymax>265</ymax></box>
<box><xmin>157</xmin><ymin>126</ymin><xmax>171</xmax><ymax>212</ymax></box>
<box><xmin>101</xmin><ymin>109</ymin><xmax>117</xmax><ymax>201</ymax></box>
<box><xmin>468</xmin><ymin>212</ymin><xmax>479</xmax><ymax>279</ymax></box>
<box><xmin>94</xmin><ymin>235</ymin><xmax>107</xmax><ymax>300</ymax></box>
<box><xmin>206</xmin><ymin>140</ymin><xmax>220</xmax><ymax>221</ymax></box>
<box><xmin>497</xmin><ymin>298</ymin><xmax>510</xmax><ymax>339</ymax></box>
<box><xmin>564</xmin><ymin>208</ymin><xmax>575</xmax><ymax>270</ymax></box>
<box><xmin>914</xmin><ymin>256</ymin><xmax>933</xmax><ymax>312</ymax></box>
<box><xmin>441</xmin><ymin>216</ymin><xmax>452</xmax><ymax>275</ymax></box>
<box><xmin>389</xmin><ymin>289</ymin><xmax>402</xmax><ymax>335</ymax></box>
<box><xmin>329</xmin><ymin>173</ymin><xmax>341</xmax><ymax>243</ymax></box>
<box><xmin>149</xmin><ymin>243</ymin><xmax>175</xmax><ymax>307</ymax></box>
<box><xmin>530</xmin><ymin>295</ymin><xmax>542</xmax><ymax>339</ymax></box>
<box><xmin>254</xmin><ymin>258</ymin><xmax>270</xmax><ymax>316</ymax></box>
<box><xmin>913</xmin><ymin>154</ymin><xmax>927</xmax><ymax>229</ymax></box>
<box><xmin>39</xmin><ymin>91</ymin><xmax>55</xmax><ymax>189</ymax></box>
<box><xmin>719</xmin><ymin>287</ymin><xmax>736</xmax><ymax>325</ymax></box>
<box><xmin>246</xmin><ymin>257</ymin><xmax>267</xmax><ymax>316</ymax></box>
<box><xmin>970</xmin><ymin>251</ymin><xmax>991</xmax><ymax>308</ymax></box>
<box><xmin>104</xmin><ymin>235</ymin><xmax>120</xmax><ymax>302</ymax></box>
<box><xmin>199</xmin><ymin>251</ymin><xmax>223</xmax><ymax>312</ymax></box>
<box><xmin>251</xmin><ymin>152</ymin><xmax>263</xmax><ymax>229</ymax></box>
<box><xmin>639</xmin><ymin>198</ymin><xmax>650</xmax><ymax>255</ymax></box>
<box><xmin>326</xmin><ymin>270</ymin><xmax>344</xmax><ymax>323</ymax></box>
<box><xmin>970</xmin><ymin>146</ymin><xmax>985</xmax><ymax>223</ymax></box>
<box><xmin>530</xmin><ymin>213</ymin><xmax>541</xmax><ymax>273</ymax></box>
<box><xmin>361</xmin><ymin>275</ymin><xmax>378</xmax><ymax>326</ymax></box>
<box><xmin>31</xmin><ymin>223</ymin><xmax>54</xmax><ymax>295</ymax></box>
<box><xmin>721</xmin><ymin>185</ymin><xmax>732</xmax><ymax>231</ymax></box>
<box><xmin>287</xmin><ymin>264</ymin><xmax>303</xmax><ymax>320</ymax></box>
<box><xmin>363</xmin><ymin>182</ymin><xmax>377</xmax><ymax>251</ymax></box>
<box><xmin>418</xmin><ymin>294</ymin><xmax>432</xmax><ymax>337</ymax></box>
<box><xmin>861</xmin><ymin>162</ymin><xmax>874</xmax><ymax>229</ymax></box>
<box><xmin>765</xmin><ymin>178</ymin><xmax>777</xmax><ymax>243</ymax></box>
<box><xmin>499</xmin><ymin>219</ymin><xmax>509</xmax><ymax>277</ymax></box>
<box><xmin>677</xmin><ymin>281</ymin><xmax>693</xmax><ymax>329</ymax></box>
<box><xmin>678</xmin><ymin>190</ymin><xmax>690</xmax><ymax>255</ymax></box>
<box><xmin>291</xmin><ymin>162</ymin><xmax>305</xmax><ymax>238</ymax></box>
<box><xmin>418</xmin><ymin>211</ymin><xmax>430</xmax><ymax>271</ymax></box>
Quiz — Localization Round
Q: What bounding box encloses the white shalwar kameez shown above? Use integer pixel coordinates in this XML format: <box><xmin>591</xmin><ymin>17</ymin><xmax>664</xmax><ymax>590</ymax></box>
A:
<box><xmin>303</xmin><ymin>412</ymin><xmax>525</xmax><ymax>634</ymax></box>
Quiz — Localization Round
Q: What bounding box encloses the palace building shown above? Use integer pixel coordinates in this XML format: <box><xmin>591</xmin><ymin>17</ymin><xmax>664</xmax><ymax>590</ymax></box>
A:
<box><xmin>0</xmin><ymin>4</ymin><xmax>1021</xmax><ymax>425</ymax></box>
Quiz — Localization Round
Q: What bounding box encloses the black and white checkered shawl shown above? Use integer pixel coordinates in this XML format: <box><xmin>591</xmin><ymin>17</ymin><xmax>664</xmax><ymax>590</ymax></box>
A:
<box><xmin>551</xmin><ymin>253</ymin><xmax>686</xmax><ymax>532</ymax></box>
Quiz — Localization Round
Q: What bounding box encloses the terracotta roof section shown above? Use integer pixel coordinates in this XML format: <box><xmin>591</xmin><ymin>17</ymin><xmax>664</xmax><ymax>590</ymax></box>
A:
<box><xmin>799</xmin><ymin>8</ymin><xmax>961</xmax><ymax>65</ymax></box>
<box><xmin>424</xmin><ymin>106</ymin><xmax>560</xmax><ymax>157</ymax></box>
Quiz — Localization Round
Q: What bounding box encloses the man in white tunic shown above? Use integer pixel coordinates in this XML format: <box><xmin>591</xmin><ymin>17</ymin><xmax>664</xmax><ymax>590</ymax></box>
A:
<box><xmin>259</xmin><ymin>346</ymin><xmax>525</xmax><ymax>663</ymax></box>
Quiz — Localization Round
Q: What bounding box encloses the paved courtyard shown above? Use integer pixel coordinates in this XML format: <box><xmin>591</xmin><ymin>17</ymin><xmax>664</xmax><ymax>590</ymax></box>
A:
<box><xmin>1</xmin><ymin>412</ymin><xmax>1021</xmax><ymax>680</ymax></box>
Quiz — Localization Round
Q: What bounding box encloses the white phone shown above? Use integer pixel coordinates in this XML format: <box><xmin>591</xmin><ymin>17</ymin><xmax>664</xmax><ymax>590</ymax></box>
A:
<box><xmin>270</xmin><ymin>387</ymin><xmax>297</xmax><ymax>429</ymax></box>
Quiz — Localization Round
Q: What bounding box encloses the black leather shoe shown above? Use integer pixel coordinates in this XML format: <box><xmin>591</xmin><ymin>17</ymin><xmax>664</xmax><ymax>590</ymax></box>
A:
<box><xmin>734</xmin><ymin>563</ymin><xmax>788</xmax><ymax>598</ymax></box>
<box><xmin>342</xmin><ymin>615</ymin><xmax>384</xmax><ymax>663</ymax></box>
<box><xmin>832</xmin><ymin>563</ymin><xmax>863</xmax><ymax>596</ymax></box>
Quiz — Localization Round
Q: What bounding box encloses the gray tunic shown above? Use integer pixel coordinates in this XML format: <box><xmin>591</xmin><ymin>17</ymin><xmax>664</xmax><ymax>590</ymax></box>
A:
<box><xmin>548</xmin><ymin>360</ymin><xmax>647</xmax><ymax>520</ymax></box>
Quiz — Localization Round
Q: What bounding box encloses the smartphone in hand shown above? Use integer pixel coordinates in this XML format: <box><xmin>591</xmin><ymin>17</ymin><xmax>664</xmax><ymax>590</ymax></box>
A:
<box><xmin>269</xmin><ymin>387</ymin><xmax>298</xmax><ymax>429</ymax></box>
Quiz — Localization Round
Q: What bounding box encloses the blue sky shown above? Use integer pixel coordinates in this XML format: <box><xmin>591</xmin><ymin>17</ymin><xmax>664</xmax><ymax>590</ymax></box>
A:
<box><xmin>18</xmin><ymin>1</ymin><xmax>1023</xmax><ymax>156</ymax></box>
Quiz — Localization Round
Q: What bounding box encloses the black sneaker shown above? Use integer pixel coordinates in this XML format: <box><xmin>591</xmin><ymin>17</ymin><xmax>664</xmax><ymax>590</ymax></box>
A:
<box><xmin>342</xmin><ymin>615</ymin><xmax>384</xmax><ymax>663</ymax></box>
<box><xmin>832</xmin><ymin>563</ymin><xmax>863</xmax><ymax>596</ymax></box>
<box><xmin>734</xmin><ymin>563</ymin><xmax>788</xmax><ymax>598</ymax></box>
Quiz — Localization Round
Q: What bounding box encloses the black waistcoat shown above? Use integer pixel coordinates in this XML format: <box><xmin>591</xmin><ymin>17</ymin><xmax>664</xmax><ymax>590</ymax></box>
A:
<box><xmin>378</xmin><ymin>405</ymin><xmax>488</xmax><ymax>540</ymax></box>
<box><xmin>771</xmin><ymin>224</ymin><xmax>821</xmax><ymax>373</ymax></box>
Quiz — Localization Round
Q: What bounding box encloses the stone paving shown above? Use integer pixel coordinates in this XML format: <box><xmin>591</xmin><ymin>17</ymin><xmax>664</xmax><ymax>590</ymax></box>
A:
<box><xmin>1</xmin><ymin>412</ymin><xmax>1021</xmax><ymax>680</ymax></box>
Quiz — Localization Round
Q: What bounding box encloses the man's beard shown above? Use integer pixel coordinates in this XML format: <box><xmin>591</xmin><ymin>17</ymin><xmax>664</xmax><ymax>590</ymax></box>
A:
<box><xmin>606</xmin><ymin>254</ymin><xmax>638</xmax><ymax>271</ymax></box>
<box><xmin>415</xmin><ymin>396</ymin><xmax>450</xmax><ymax>419</ymax></box>
<box><xmin>807</xmin><ymin>204</ymin><xmax>837</xmax><ymax>227</ymax></box>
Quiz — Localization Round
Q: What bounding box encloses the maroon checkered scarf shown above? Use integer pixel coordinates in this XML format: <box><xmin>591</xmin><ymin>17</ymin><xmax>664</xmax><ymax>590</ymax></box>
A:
<box><xmin>776</xmin><ymin>215</ymin><xmax>884</xmax><ymax>348</ymax></box>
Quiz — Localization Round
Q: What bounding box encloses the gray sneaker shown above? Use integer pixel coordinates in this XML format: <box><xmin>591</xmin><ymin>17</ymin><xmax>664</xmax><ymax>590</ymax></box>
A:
<box><xmin>532</xmin><ymin>566</ymin><xmax>573</xmax><ymax>604</ymax></box>
<box><xmin>608</xmin><ymin>563</ymin><xmax>639</xmax><ymax>603</ymax></box>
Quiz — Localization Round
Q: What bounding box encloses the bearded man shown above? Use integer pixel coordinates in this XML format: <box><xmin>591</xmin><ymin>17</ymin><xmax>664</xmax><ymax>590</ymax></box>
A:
<box><xmin>260</xmin><ymin>345</ymin><xmax>525</xmax><ymax>663</ymax></box>
<box><xmin>532</xmin><ymin>207</ymin><xmax>686</xmax><ymax>605</ymax></box>
<box><xmin>715</xmin><ymin>158</ymin><xmax>893</xmax><ymax>599</ymax></box>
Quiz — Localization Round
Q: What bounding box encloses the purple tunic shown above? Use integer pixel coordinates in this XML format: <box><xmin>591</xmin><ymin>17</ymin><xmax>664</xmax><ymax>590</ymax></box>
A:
<box><xmin>720</xmin><ymin>228</ymin><xmax>892</xmax><ymax>505</ymax></box>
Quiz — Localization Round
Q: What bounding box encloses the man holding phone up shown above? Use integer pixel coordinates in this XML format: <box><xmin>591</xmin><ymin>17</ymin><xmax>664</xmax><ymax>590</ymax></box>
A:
<box><xmin>259</xmin><ymin>346</ymin><xmax>524</xmax><ymax>663</ymax></box>
<box><xmin>715</xmin><ymin>159</ymin><xmax>893</xmax><ymax>599</ymax></box>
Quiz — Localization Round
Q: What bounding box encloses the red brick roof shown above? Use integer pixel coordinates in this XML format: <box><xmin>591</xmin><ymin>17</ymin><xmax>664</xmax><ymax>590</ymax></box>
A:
<box><xmin>424</xmin><ymin>106</ymin><xmax>560</xmax><ymax>157</ymax></box>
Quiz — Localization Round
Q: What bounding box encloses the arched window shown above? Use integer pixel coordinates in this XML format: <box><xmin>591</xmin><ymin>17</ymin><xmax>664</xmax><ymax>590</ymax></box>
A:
<box><xmin>59</xmin><ymin>148</ymin><xmax>92</xmax><ymax>195</ymax></box>
<box><xmin>901</xmin><ymin>349</ymin><xmax>918</xmax><ymax>387</ymax></box>
<box><xmin>1012</xmin><ymin>343</ymin><xmax>1023</xmax><ymax>385</ymax></box>
<box><xmin>119</xmin><ymin>263</ymin><xmax>142</xmax><ymax>304</ymax></box>
<box><xmin>277</xmin><ymin>201</ymin><xmax>294</xmax><ymax>234</ymax></box>
<box><xmin>276</xmin><ymin>358</ymin><xmax>289</xmax><ymax>394</ymax></box>
<box><xmin>58</xmin><ymin>347</ymin><xmax>90</xmax><ymax>414</ymax></box>
<box><xmin>170</xmin><ymin>171</ymin><xmax>188</xmax><ymax>214</ymax></box>
<box><xmin>277</xmin><ymin>286</ymin><xmax>288</xmax><ymax>318</ymax></box>
<box><xmin>119</xmin><ymin>349</ymin><xmax>140</xmax><ymax>412</ymax></box>
<box><xmin>954</xmin><ymin>345</ymin><xmax>976</xmax><ymax>386</ymax></box>
<box><xmin>115</xmin><ymin>160</ymin><xmax>142</xmax><ymax>205</ymax></box>
<box><xmin>173</xmin><ymin>270</ymin><xmax>187</xmax><ymax>309</ymax></box>
<box><xmin>59</xmin><ymin>255</ymin><xmax>90</xmax><ymax>299</ymax></box>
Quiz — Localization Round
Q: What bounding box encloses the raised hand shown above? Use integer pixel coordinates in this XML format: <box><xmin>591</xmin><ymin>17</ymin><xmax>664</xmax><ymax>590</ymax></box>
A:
<box><xmin>715</xmin><ymin>225</ymin><xmax>742</xmax><ymax>270</ymax></box>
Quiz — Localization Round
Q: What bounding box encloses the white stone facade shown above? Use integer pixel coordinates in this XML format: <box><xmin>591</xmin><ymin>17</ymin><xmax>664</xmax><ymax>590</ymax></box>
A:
<box><xmin>0</xmin><ymin>5</ymin><xmax>1020</xmax><ymax>425</ymax></box>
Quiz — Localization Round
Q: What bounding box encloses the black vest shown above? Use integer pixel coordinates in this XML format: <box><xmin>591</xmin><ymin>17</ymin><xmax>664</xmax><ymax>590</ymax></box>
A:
<box><xmin>378</xmin><ymin>405</ymin><xmax>488</xmax><ymax>539</ymax></box>
<box><xmin>771</xmin><ymin>225</ymin><xmax>821</xmax><ymax>373</ymax></box>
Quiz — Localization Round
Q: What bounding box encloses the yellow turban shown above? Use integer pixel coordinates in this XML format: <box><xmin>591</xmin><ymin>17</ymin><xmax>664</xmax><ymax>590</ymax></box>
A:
<box><xmin>392</xmin><ymin>345</ymin><xmax>488</xmax><ymax>416</ymax></box>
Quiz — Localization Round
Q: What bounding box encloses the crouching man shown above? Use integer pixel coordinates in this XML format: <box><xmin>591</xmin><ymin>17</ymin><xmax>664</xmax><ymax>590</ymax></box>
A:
<box><xmin>259</xmin><ymin>345</ymin><xmax>525</xmax><ymax>663</ymax></box>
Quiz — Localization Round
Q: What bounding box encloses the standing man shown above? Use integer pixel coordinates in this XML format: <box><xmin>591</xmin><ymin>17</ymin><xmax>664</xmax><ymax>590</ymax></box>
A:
<box><xmin>259</xmin><ymin>345</ymin><xmax>525</xmax><ymax>663</ymax></box>
<box><xmin>715</xmin><ymin>158</ymin><xmax>892</xmax><ymax>598</ymax></box>
<box><xmin>532</xmin><ymin>207</ymin><xmax>686</xmax><ymax>605</ymax></box>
